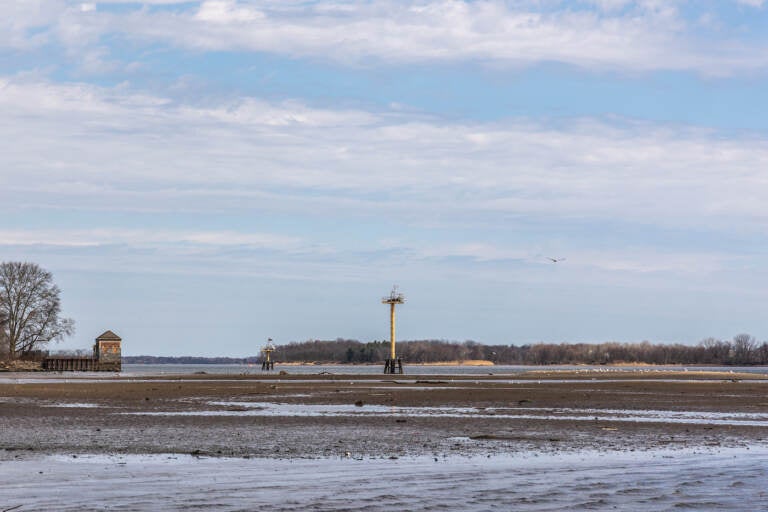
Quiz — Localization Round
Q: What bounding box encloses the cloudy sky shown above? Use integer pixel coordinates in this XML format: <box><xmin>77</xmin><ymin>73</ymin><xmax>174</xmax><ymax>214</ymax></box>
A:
<box><xmin>2</xmin><ymin>0</ymin><xmax>768</xmax><ymax>356</ymax></box>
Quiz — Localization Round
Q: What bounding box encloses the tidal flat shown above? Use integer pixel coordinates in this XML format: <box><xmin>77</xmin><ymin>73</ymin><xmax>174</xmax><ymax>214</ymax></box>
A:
<box><xmin>1</xmin><ymin>370</ymin><xmax>767</xmax><ymax>510</ymax></box>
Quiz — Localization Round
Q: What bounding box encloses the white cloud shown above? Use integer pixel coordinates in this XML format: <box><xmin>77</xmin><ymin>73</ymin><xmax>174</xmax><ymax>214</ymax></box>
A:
<box><xmin>0</xmin><ymin>228</ymin><xmax>304</xmax><ymax>251</ymax></box>
<box><xmin>0</xmin><ymin>0</ymin><xmax>66</xmax><ymax>49</ymax></box>
<box><xmin>2</xmin><ymin>76</ymin><xmax>768</xmax><ymax>235</ymax></box>
<box><xmin>0</xmin><ymin>1</ymin><xmax>767</xmax><ymax>75</ymax></box>
<box><xmin>195</xmin><ymin>0</ymin><xmax>265</xmax><ymax>22</ymax></box>
<box><xmin>130</xmin><ymin>1</ymin><xmax>701</xmax><ymax>72</ymax></box>
<box><xmin>179</xmin><ymin>98</ymin><xmax>378</xmax><ymax>126</ymax></box>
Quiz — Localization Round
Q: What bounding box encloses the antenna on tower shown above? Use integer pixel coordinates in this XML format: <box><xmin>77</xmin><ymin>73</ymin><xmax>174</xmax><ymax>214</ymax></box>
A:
<box><xmin>382</xmin><ymin>285</ymin><xmax>405</xmax><ymax>374</ymax></box>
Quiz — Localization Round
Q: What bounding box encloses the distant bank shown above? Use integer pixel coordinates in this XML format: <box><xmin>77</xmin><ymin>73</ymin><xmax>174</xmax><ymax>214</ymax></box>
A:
<box><xmin>122</xmin><ymin>337</ymin><xmax>768</xmax><ymax>366</ymax></box>
<box><xmin>121</xmin><ymin>356</ymin><xmax>494</xmax><ymax>366</ymax></box>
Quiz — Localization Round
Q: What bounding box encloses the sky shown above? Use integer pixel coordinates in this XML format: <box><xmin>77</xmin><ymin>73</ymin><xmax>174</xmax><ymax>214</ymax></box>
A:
<box><xmin>2</xmin><ymin>0</ymin><xmax>768</xmax><ymax>356</ymax></box>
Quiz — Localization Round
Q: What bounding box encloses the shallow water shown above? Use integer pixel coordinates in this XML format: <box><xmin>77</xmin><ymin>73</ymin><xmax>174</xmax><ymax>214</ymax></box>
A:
<box><xmin>1</xmin><ymin>448</ymin><xmax>766</xmax><ymax>511</ymax></box>
<box><xmin>6</xmin><ymin>372</ymin><xmax>768</xmax><ymax>384</ymax></box>
<box><xmin>125</xmin><ymin>401</ymin><xmax>768</xmax><ymax>428</ymax></box>
<box><xmin>3</xmin><ymin>363</ymin><xmax>768</xmax><ymax>382</ymax></box>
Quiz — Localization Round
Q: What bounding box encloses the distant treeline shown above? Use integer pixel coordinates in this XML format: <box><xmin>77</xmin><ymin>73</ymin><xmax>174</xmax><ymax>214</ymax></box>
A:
<box><xmin>272</xmin><ymin>335</ymin><xmax>768</xmax><ymax>365</ymax></box>
<box><xmin>122</xmin><ymin>334</ymin><xmax>768</xmax><ymax>365</ymax></box>
<box><xmin>122</xmin><ymin>355</ymin><xmax>259</xmax><ymax>365</ymax></box>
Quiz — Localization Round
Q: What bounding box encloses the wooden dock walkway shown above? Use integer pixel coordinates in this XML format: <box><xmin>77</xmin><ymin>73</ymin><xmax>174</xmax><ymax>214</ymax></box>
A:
<box><xmin>42</xmin><ymin>357</ymin><xmax>98</xmax><ymax>371</ymax></box>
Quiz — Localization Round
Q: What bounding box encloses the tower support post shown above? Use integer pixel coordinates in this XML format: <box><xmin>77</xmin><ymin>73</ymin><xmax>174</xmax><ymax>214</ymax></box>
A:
<box><xmin>382</xmin><ymin>286</ymin><xmax>405</xmax><ymax>374</ymax></box>
<box><xmin>390</xmin><ymin>302</ymin><xmax>396</xmax><ymax>360</ymax></box>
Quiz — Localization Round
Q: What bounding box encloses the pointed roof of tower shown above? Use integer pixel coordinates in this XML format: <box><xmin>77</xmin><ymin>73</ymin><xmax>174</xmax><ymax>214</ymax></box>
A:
<box><xmin>96</xmin><ymin>330</ymin><xmax>121</xmax><ymax>341</ymax></box>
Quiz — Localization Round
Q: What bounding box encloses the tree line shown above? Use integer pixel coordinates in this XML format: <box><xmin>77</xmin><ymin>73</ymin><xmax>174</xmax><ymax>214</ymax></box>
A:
<box><xmin>117</xmin><ymin>335</ymin><xmax>768</xmax><ymax>366</ymax></box>
<box><xmin>269</xmin><ymin>335</ymin><xmax>768</xmax><ymax>366</ymax></box>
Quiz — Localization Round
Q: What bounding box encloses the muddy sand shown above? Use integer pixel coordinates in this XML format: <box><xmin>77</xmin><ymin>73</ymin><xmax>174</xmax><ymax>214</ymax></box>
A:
<box><xmin>1</xmin><ymin>370</ymin><xmax>766</xmax><ymax>459</ymax></box>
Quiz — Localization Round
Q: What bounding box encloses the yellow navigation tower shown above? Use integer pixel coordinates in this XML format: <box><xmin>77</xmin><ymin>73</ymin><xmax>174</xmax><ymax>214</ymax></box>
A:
<box><xmin>261</xmin><ymin>338</ymin><xmax>275</xmax><ymax>371</ymax></box>
<box><xmin>382</xmin><ymin>285</ymin><xmax>405</xmax><ymax>374</ymax></box>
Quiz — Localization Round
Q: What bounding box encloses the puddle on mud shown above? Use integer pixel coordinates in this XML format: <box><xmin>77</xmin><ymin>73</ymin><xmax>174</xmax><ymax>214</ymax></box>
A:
<box><xmin>0</xmin><ymin>397</ymin><xmax>107</xmax><ymax>408</ymax></box>
<box><xmin>43</xmin><ymin>402</ymin><xmax>102</xmax><ymax>408</ymax></box>
<box><xmin>123</xmin><ymin>401</ymin><xmax>768</xmax><ymax>427</ymax></box>
<box><xmin>124</xmin><ymin>402</ymin><xmax>478</xmax><ymax>418</ymax></box>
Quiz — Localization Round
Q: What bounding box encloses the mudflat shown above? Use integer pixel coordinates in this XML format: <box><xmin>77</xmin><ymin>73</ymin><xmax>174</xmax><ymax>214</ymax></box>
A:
<box><xmin>1</xmin><ymin>370</ymin><xmax>766</xmax><ymax>459</ymax></box>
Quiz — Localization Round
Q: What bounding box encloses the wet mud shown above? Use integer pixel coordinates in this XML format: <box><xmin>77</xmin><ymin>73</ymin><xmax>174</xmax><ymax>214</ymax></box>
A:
<box><xmin>0</xmin><ymin>371</ymin><xmax>766</xmax><ymax>459</ymax></box>
<box><xmin>2</xmin><ymin>371</ymin><xmax>767</xmax><ymax>511</ymax></box>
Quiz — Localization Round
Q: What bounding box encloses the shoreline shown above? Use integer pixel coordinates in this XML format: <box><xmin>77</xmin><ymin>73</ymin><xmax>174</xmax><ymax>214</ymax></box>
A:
<box><xmin>7</xmin><ymin>357</ymin><xmax>768</xmax><ymax>372</ymax></box>
<box><xmin>273</xmin><ymin>360</ymin><xmax>496</xmax><ymax>366</ymax></box>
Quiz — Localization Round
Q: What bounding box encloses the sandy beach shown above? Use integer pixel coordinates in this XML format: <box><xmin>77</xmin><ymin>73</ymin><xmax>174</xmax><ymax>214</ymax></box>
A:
<box><xmin>1</xmin><ymin>369</ymin><xmax>767</xmax><ymax>510</ymax></box>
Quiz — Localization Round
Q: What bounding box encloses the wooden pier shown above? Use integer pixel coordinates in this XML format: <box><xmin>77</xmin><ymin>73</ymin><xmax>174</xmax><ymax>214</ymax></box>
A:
<box><xmin>42</xmin><ymin>357</ymin><xmax>97</xmax><ymax>371</ymax></box>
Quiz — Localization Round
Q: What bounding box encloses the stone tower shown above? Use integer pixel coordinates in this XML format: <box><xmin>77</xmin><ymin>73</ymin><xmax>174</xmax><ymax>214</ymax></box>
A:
<box><xmin>94</xmin><ymin>330</ymin><xmax>122</xmax><ymax>371</ymax></box>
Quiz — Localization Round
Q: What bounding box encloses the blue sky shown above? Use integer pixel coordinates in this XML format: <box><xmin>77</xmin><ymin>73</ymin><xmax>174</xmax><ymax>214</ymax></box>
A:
<box><xmin>3</xmin><ymin>0</ymin><xmax>768</xmax><ymax>356</ymax></box>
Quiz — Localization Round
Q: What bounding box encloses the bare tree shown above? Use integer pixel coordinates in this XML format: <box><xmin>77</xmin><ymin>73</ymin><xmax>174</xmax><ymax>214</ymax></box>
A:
<box><xmin>732</xmin><ymin>333</ymin><xmax>757</xmax><ymax>365</ymax></box>
<box><xmin>0</xmin><ymin>262</ymin><xmax>74</xmax><ymax>359</ymax></box>
<box><xmin>700</xmin><ymin>337</ymin><xmax>729</xmax><ymax>364</ymax></box>
<box><xmin>758</xmin><ymin>342</ymin><xmax>768</xmax><ymax>365</ymax></box>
